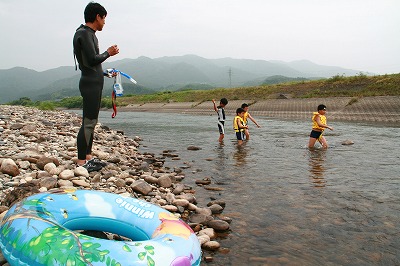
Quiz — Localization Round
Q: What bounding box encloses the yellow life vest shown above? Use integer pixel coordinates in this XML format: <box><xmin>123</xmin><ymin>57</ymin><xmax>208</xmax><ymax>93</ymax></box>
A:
<box><xmin>233</xmin><ymin>115</ymin><xmax>245</xmax><ymax>132</ymax></box>
<box><xmin>243</xmin><ymin>111</ymin><xmax>249</xmax><ymax>124</ymax></box>
<box><xmin>312</xmin><ymin>112</ymin><xmax>327</xmax><ymax>131</ymax></box>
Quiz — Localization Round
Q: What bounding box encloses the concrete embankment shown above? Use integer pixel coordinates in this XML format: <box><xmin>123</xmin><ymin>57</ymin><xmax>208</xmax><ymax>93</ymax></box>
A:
<box><xmin>120</xmin><ymin>96</ymin><xmax>400</xmax><ymax>125</ymax></box>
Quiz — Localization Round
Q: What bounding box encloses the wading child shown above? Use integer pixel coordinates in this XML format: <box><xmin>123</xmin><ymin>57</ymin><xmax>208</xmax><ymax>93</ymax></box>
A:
<box><xmin>308</xmin><ymin>104</ymin><xmax>333</xmax><ymax>149</ymax></box>
<box><xmin>233</xmin><ymin>108</ymin><xmax>248</xmax><ymax>146</ymax></box>
<box><xmin>241</xmin><ymin>103</ymin><xmax>261</xmax><ymax>140</ymax></box>
<box><xmin>212</xmin><ymin>98</ymin><xmax>228</xmax><ymax>143</ymax></box>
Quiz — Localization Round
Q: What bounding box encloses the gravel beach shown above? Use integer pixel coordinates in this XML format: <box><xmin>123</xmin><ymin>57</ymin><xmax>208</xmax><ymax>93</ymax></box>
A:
<box><xmin>0</xmin><ymin>105</ymin><xmax>227</xmax><ymax>265</ymax></box>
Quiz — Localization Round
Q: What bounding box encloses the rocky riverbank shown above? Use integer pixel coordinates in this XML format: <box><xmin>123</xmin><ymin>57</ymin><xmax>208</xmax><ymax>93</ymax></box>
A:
<box><xmin>0</xmin><ymin>105</ymin><xmax>229</xmax><ymax>264</ymax></box>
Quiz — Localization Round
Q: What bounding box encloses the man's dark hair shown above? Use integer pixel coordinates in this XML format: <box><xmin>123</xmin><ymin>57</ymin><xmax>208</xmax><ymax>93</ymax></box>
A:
<box><xmin>220</xmin><ymin>98</ymin><xmax>228</xmax><ymax>105</ymax></box>
<box><xmin>236</xmin><ymin>108</ymin><xmax>245</xmax><ymax>114</ymax></box>
<box><xmin>84</xmin><ymin>2</ymin><xmax>107</xmax><ymax>23</ymax></box>
<box><xmin>241</xmin><ymin>103</ymin><xmax>249</xmax><ymax>108</ymax></box>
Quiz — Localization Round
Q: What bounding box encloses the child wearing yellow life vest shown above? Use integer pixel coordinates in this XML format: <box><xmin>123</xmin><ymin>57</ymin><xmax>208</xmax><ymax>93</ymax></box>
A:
<box><xmin>233</xmin><ymin>108</ymin><xmax>248</xmax><ymax>145</ymax></box>
<box><xmin>308</xmin><ymin>104</ymin><xmax>334</xmax><ymax>149</ymax></box>
<box><xmin>241</xmin><ymin>103</ymin><xmax>261</xmax><ymax>140</ymax></box>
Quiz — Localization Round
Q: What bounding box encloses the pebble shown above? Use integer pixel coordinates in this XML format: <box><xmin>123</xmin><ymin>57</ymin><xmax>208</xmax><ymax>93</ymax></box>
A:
<box><xmin>187</xmin><ymin>146</ymin><xmax>202</xmax><ymax>151</ymax></box>
<box><xmin>198</xmin><ymin>228</ymin><xmax>216</xmax><ymax>239</ymax></box>
<box><xmin>202</xmin><ymin>240</ymin><xmax>221</xmax><ymax>251</ymax></box>
<box><xmin>207</xmin><ymin>219</ymin><xmax>230</xmax><ymax>231</ymax></box>
<box><xmin>198</xmin><ymin>234</ymin><xmax>211</xmax><ymax>245</ymax></box>
<box><xmin>208</xmin><ymin>204</ymin><xmax>224</xmax><ymax>214</ymax></box>
<box><xmin>341</xmin><ymin>139</ymin><xmax>355</xmax><ymax>145</ymax></box>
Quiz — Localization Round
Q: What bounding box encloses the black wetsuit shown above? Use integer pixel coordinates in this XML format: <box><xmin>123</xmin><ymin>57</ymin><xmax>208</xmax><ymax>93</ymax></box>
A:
<box><xmin>73</xmin><ymin>24</ymin><xmax>110</xmax><ymax>160</ymax></box>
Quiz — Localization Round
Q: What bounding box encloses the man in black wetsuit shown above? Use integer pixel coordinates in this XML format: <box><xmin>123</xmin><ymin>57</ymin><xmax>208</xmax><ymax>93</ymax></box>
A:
<box><xmin>73</xmin><ymin>2</ymin><xmax>119</xmax><ymax>171</ymax></box>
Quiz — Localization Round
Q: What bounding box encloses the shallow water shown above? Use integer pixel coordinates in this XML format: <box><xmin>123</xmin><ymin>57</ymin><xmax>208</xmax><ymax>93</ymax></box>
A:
<box><xmin>99</xmin><ymin>111</ymin><xmax>400</xmax><ymax>266</ymax></box>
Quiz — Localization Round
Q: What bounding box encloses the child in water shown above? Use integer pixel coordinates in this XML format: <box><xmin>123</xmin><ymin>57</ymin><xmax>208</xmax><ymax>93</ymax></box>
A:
<box><xmin>212</xmin><ymin>98</ymin><xmax>228</xmax><ymax>143</ymax></box>
<box><xmin>308</xmin><ymin>104</ymin><xmax>334</xmax><ymax>149</ymax></box>
<box><xmin>233</xmin><ymin>108</ymin><xmax>248</xmax><ymax>146</ymax></box>
<box><xmin>241</xmin><ymin>103</ymin><xmax>261</xmax><ymax>140</ymax></box>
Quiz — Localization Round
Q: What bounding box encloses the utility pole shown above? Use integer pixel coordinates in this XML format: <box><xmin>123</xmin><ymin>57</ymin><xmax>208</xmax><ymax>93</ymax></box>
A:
<box><xmin>228</xmin><ymin>67</ymin><xmax>232</xmax><ymax>87</ymax></box>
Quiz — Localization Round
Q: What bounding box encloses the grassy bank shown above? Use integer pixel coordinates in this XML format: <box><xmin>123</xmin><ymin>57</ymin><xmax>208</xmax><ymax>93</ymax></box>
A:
<box><xmin>118</xmin><ymin>73</ymin><xmax>400</xmax><ymax>105</ymax></box>
<box><xmin>6</xmin><ymin>73</ymin><xmax>400</xmax><ymax>110</ymax></box>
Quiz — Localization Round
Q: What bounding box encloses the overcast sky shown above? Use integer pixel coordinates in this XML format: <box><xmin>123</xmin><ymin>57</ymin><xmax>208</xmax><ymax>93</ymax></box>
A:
<box><xmin>0</xmin><ymin>0</ymin><xmax>399</xmax><ymax>74</ymax></box>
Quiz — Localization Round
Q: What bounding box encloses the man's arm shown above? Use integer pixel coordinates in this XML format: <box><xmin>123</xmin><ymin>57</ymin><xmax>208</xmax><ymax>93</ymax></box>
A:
<box><xmin>79</xmin><ymin>31</ymin><xmax>110</xmax><ymax>67</ymax></box>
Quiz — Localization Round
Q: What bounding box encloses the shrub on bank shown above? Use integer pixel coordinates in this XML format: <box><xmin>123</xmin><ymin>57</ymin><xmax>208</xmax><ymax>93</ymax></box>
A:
<box><xmin>37</xmin><ymin>101</ymin><xmax>55</xmax><ymax>110</ymax></box>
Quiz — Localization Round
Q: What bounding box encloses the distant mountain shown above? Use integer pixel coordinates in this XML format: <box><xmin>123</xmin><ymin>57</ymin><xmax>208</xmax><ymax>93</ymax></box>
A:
<box><xmin>0</xmin><ymin>55</ymin><xmax>363</xmax><ymax>104</ymax></box>
<box><xmin>0</xmin><ymin>66</ymin><xmax>77</xmax><ymax>103</ymax></box>
<box><xmin>270</xmin><ymin>59</ymin><xmax>366</xmax><ymax>77</ymax></box>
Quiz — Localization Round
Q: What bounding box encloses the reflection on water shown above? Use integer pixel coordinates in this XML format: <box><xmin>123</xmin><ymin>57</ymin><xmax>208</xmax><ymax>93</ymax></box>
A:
<box><xmin>214</xmin><ymin>144</ymin><xmax>227</xmax><ymax>175</ymax></box>
<box><xmin>308</xmin><ymin>149</ymin><xmax>327</xmax><ymax>187</ymax></box>
<box><xmin>98</xmin><ymin>111</ymin><xmax>400</xmax><ymax>266</ymax></box>
<box><xmin>233</xmin><ymin>144</ymin><xmax>248</xmax><ymax>167</ymax></box>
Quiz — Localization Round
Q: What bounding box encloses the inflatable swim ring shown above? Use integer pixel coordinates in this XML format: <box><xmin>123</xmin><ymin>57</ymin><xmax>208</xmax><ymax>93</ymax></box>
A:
<box><xmin>0</xmin><ymin>189</ymin><xmax>201</xmax><ymax>266</ymax></box>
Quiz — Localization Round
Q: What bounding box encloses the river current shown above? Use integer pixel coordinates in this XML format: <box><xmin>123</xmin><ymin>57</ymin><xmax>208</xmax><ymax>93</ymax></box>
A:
<box><xmin>98</xmin><ymin>111</ymin><xmax>399</xmax><ymax>266</ymax></box>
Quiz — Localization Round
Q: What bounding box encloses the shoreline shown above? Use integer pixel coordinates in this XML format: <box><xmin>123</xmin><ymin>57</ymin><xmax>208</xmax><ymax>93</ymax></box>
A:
<box><xmin>117</xmin><ymin>96</ymin><xmax>400</xmax><ymax>126</ymax></box>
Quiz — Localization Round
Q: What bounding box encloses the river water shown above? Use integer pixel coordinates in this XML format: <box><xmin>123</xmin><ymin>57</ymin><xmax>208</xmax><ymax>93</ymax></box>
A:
<box><xmin>98</xmin><ymin>111</ymin><xmax>399</xmax><ymax>266</ymax></box>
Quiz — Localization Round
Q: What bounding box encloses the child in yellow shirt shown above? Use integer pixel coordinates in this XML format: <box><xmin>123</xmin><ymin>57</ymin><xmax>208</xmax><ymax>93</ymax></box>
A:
<box><xmin>308</xmin><ymin>104</ymin><xmax>334</xmax><ymax>149</ymax></box>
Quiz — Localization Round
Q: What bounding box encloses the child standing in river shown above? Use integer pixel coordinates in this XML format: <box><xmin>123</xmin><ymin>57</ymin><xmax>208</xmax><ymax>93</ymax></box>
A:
<box><xmin>308</xmin><ymin>104</ymin><xmax>333</xmax><ymax>149</ymax></box>
<box><xmin>241</xmin><ymin>103</ymin><xmax>261</xmax><ymax>140</ymax></box>
<box><xmin>233</xmin><ymin>108</ymin><xmax>248</xmax><ymax>146</ymax></box>
<box><xmin>212</xmin><ymin>98</ymin><xmax>228</xmax><ymax>143</ymax></box>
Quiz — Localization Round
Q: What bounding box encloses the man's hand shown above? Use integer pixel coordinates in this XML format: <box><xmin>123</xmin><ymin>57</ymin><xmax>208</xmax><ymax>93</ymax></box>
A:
<box><xmin>107</xmin><ymin>45</ymin><xmax>119</xmax><ymax>56</ymax></box>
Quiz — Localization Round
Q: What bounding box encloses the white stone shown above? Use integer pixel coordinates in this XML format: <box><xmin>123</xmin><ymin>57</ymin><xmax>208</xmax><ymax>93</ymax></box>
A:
<box><xmin>58</xmin><ymin>180</ymin><xmax>74</xmax><ymax>187</ymax></box>
<box><xmin>74</xmin><ymin>166</ymin><xmax>89</xmax><ymax>178</ymax></box>
<box><xmin>202</xmin><ymin>240</ymin><xmax>220</xmax><ymax>250</ymax></box>
<box><xmin>198</xmin><ymin>228</ymin><xmax>216</xmax><ymax>239</ymax></box>
<box><xmin>59</xmin><ymin>169</ymin><xmax>75</xmax><ymax>180</ymax></box>
<box><xmin>197</xmin><ymin>234</ymin><xmax>211</xmax><ymax>245</ymax></box>
<box><xmin>162</xmin><ymin>205</ymin><xmax>178</xmax><ymax>212</ymax></box>
<box><xmin>39</xmin><ymin>187</ymin><xmax>48</xmax><ymax>192</ymax></box>
<box><xmin>72</xmin><ymin>179</ymin><xmax>90</xmax><ymax>187</ymax></box>
<box><xmin>173</xmin><ymin>199</ymin><xmax>189</xmax><ymax>207</ymax></box>
<box><xmin>18</xmin><ymin>161</ymin><xmax>31</xmax><ymax>169</ymax></box>
<box><xmin>44</xmin><ymin>163</ymin><xmax>57</xmax><ymax>173</ymax></box>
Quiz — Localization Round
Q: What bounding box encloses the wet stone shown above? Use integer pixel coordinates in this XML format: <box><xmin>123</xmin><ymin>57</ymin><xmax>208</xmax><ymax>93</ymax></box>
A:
<box><xmin>187</xmin><ymin>146</ymin><xmax>202</xmax><ymax>151</ymax></box>
<box><xmin>208</xmin><ymin>204</ymin><xmax>224</xmax><ymax>214</ymax></box>
<box><xmin>207</xmin><ymin>219</ymin><xmax>230</xmax><ymax>231</ymax></box>
<box><xmin>195</xmin><ymin>178</ymin><xmax>212</xmax><ymax>185</ymax></box>
<box><xmin>202</xmin><ymin>241</ymin><xmax>220</xmax><ymax>251</ymax></box>
<box><xmin>189</xmin><ymin>213</ymin><xmax>209</xmax><ymax>224</ymax></box>
<box><xmin>207</xmin><ymin>199</ymin><xmax>226</xmax><ymax>208</ymax></box>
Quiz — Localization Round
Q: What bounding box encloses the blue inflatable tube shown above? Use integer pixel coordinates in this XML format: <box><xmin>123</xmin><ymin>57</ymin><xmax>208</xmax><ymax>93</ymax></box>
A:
<box><xmin>0</xmin><ymin>189</ymin><xmax>201</xmax><ymax>266</ymax></box>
